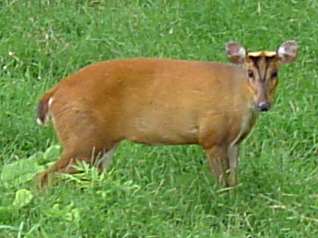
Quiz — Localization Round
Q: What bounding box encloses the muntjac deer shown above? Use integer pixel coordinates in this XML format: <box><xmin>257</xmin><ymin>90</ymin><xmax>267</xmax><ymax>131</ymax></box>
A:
<box><xmin>36</xmin><ymin>41</ymin><xmax>297</xmax><ymax>188</ymax></box>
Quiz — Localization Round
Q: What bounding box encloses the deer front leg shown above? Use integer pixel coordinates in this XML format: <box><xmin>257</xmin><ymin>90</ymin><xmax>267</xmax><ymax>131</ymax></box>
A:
<box><xmin>204</xmin><ymin>146</ymin><xmax>230</xmax><ymax>187</ymax></box>
<box><xmin>227</xmin><ymin>144</ymin><xmax>239</xmax><ymax>187</ymax></box>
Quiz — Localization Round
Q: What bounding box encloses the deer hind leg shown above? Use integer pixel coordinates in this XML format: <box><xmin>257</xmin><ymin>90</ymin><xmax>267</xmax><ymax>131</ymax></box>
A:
<box><xmin>35</xmin><ymin>102</ymin><xmax>119</xmax><ymax>188</ymax></box>
<box><xmin>35</xmin><ymin>145</ymin><xmax>117</xmax><ymax>189</ymax></box>
<box><xmin>35</xmin><ymin>114</ymin><xmax>117</xmax><ymax>188</ymax></box>
<box><xmin>35</xmin><ymin>150</ymin><xmax>80</xmax><ymax>188</ymax></box>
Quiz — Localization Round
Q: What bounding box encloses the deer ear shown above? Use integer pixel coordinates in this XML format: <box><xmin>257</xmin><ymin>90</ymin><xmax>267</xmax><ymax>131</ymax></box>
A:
<box><xmin>225</xmin><ymin>41</ymin><xmax>246</xmax><ymax>64</ymax></box>
<box><xmin>277</xmin><ymin>40</ymin><xmax>297</xmax><ymax>63</ymax></box>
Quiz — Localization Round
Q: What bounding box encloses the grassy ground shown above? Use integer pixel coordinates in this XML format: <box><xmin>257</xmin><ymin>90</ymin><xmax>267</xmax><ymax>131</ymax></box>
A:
<box><xmin>0</xmin><ymin>0</ymin><xmax>317</xmax><ymax>237</ymax></box>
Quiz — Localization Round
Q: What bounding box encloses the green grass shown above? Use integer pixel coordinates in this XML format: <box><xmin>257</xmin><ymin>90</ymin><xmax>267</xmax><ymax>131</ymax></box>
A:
<box><xmin>1</xmin><ymin>0</ymin><xmax>318</xmax><ymax>237</ymax></box>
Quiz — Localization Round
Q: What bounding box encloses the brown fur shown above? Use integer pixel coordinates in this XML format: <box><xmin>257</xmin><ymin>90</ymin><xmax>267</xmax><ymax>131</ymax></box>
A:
<box><xmin>35</xmin><ymin>41</ymin><xmax>297</xmax><ymax>188</ymax></box>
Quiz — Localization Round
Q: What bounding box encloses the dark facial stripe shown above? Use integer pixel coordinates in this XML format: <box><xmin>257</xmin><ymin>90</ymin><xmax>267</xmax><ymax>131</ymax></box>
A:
<box><xmin>263</xmin><ymin>56</ymin><xmax>277</xmax><ymax>82</ymax></box>
<box><xmin>249</xmin><ymin>56</ymin><xmax>276</xmax><ymax>82</ymax></box>
<box><xmin>249</xmin><ymin>56</ymin><xmax>262</xmax><ymax>81</ymax></box>
<box><xmin>263</xmin><ymin>60</ymin><xmax>269</xmax><ymax>82</ymax></box>
<box><xmin>249</xmin><ymin>56</ymin><xmax>260</xmax><ymax>70</ymax></box>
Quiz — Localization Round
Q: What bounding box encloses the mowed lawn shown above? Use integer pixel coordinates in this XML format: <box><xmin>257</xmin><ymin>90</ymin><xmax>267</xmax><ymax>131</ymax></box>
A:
<box><xmin>0</xmin><ymin>0</ymin><xmax>317</xmax><ymax>237</ymax></box>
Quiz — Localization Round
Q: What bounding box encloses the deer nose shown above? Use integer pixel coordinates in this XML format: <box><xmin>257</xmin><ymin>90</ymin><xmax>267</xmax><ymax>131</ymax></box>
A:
<box><xmin>257</xmin><ymin>101</ymin><xmax>271</xmax><ymax>111</ymax></box>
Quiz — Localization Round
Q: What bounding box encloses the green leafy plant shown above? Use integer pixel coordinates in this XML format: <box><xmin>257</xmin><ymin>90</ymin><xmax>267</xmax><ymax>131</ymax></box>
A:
<box><xmin>12</xmin><ymin>189</ymin><xmax>34</xmax><ymax>209</ymax></box>
<box><xmin>0</xmin><ymin>145</ymin><xmax>60</xmax><ymax>188</ymax></box>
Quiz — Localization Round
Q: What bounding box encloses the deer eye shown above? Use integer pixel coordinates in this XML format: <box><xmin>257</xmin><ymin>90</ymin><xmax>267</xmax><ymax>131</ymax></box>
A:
<box><xmin>247</xmin><ymin>69</ymin><xmax>254</xmax><ymax>78</ymax></box>
<box><xmin>271</xmin><ymin>70</ymin><xmax>278</xmax><ymax>78</ymax></box>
